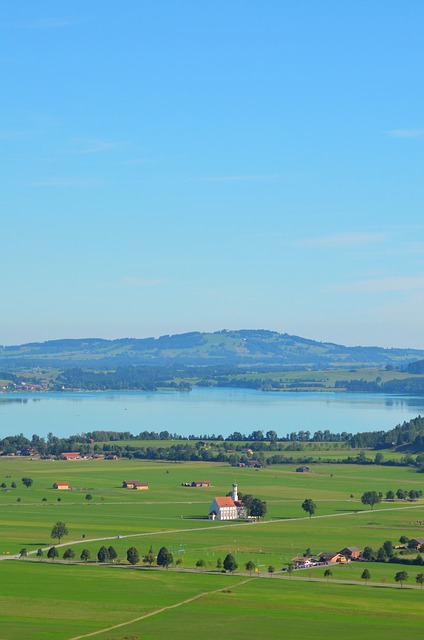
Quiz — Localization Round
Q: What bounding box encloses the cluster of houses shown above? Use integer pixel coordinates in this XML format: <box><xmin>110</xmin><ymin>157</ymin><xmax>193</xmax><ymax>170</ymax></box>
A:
<box><xmin>208</xmin><ymin>482</ymin><xmax>247</xmax><ymax>520</ymax></box>
<box><xmin>292</xmin><ymin>538</ymin><xmax>424</xmax><ymax>569</ymax></box>
<box><xmin>181</xmin><ymin>480</ymin><xmax>211</xmax><ymax>487</ymax></box>
<box><xmin>61</xmin><ymin>452</ymin><xmax>107</xmax><ymax>460</ymax></box>
<box><xmin>292</xmin><ymin>547</ymin><xmax>363</xmax><ymax>568</ymax></box>
<box><xmin>52</xmin><ymin>479</ymin><xmax>149</xmax><ymax>491</ymax></box>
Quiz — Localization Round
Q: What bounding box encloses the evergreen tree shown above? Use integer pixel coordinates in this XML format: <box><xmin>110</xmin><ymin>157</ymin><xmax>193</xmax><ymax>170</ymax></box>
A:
<box><xmin>97</xmin><ymin>546</ymin><xmax>109</xmax><ymax>563</ymax></box>
<box><xmin>223</xmin><ymin>553</ymin><xmax>238</xmax><ymax>573</ymax></box>
<box><xmin>108</xmin><ymin>546</ymin><xmax>118</xmax><ymax>563</ymax></box>
<box><xmin>127</xmin><ymin>547</ymin><xmax>140</xmax><ymax>565</ymax></box>
<box><xmin>47</xmin><ymin>546</ymin><xmax>58</xmax><ymax>562</ymax></box>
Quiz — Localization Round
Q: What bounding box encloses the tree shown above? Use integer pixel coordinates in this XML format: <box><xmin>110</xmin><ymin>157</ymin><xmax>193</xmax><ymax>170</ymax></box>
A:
<box><xmin>21</xmin><ymin>477</ymin><xmax>33</xmax><ymax>489</ymax></box>
<box><xmin>162</xmin><ymin>551</ymin><xmax>173</xmax><ymax>569</ymax></box>
<box><xmin>51</xmin><ymin>521</ymin><xmax>68</xmax><ymax>544</ymax></box>
<box><xmin>0</xmin><ymin>482</ymin><xmax>6</xmax><ymax>489</ymax></box>
<box><xmin>127</xmin><ymin>547</ymin><xmax>140</xmax><ymax>565</ymax></box>
<box><xmin>266</xmin><ymin>430</ymin><xmax>278</xmax><ymax>442</ymax></box>
<box><xmin>47</xmin><ymin>546</ymin><xmax>58</xmax><ymax>562</ymax></box>
<box><xmin>11</xmin><ymin>482</ymin><xmax>16</xmax><ymax>489</ymax></box>
<box><xmin>416</xmin><ymin>573</ymin><xmax>424</xmax><ymax>589</ymax></box>
<box><xmin>268</xmin><ymin>565</ymin><xmax>275</xmax><ymax>577</ymax></box>
<box><xmin>19</xmin><ymin>548</ymin><xmax>27</xmax><ymax>558</ymax></box>
<box><xmin>302</xmin><ymin>498</ymin><xmax>317</xmax><ymax>518</ymax></box>
<box><xmin>395</xmin><ymin>571</ymin><xmax>408</xmax><ymax>588</ymax></box>
<box><xmin>361</xmin><ymin>569</ymin><xmax>371</xmax><ymax>584</ymax></box>
<box><xmin>223</xmin><ymin>553</ymin><xmax>238</xmax><ymax>573</ymax></box>
<box><xmin>383</xmin><ymin>540</ymin><xmax>394</xmax><ymax>558</ymax></box>
<box><xmin>249</xmin><ymin>498</ymin><xmax>267</xmax><ymax>518</ymax></box>
<box><xmin>362</xmin><ymin>546</ymin><xmax>376</xmax><ymax>561</ymax></box>
<box><xmin>361</xmin><ymin>491</ymin><xmax>381</xmax><ymax>510</ymax></box>
<box><xmin>143</xmin><ymin>550</ymin><xmax>156</xmax><ymax>569</ymax></box>
<box><xmin>176</xmin><ymin>557</ymin><xmax>183</xmax><ymax>567</ymax></box>
<box><xmin>287</xmin><ymin>562</ymin><xmax>294</xmax><ymax>578</ymax></box>
<box><xmin>415</xmin><ymin>554</ymin><xmax>424</xmax><ymax>566</ymax></box>
<box><xmin>216</xmin><ymin>557</ymin><xmax>223</xmax><ymax>570</ymax></box>
<box><xmin>245</xmin><ymin>560</ymin><xmax>256</xmax><ymax>576</ymax></box>
<box><xmin>399</xmin><ymin>535</ymin><xmax>409</xmax><ymax>544</ymax></box>
<box><xmin>196</xmin><ymin>559</ymin><xmax>206</xmax><ymax>572</ymax></box>
<box><xmin>36</xmin><ymin>548</ymin><xmax>43</xmax><ymax>558</ymax></box>
<box><xmin>324</xmin><ymin>568</ymin><xmax>333</xmax><ymax>581</ymax></box>
<box><xmin>63</xmin><ymin>548</ymin><xmax>75</xmax><ymax>563</ymax></box>
<box><xmin>376</xmin><ymin>546</ymin><xmax>388</xmax><ymax>562</ymax></box>
<box><xmin>386</xmin><ymin>490</ymin><xmax>395</xmax><ymax>501</ymax></box>
<box><xmin>97</xmin><ymin>546</ymin><xmax>109</xmax><ymax>563</ymax></box>
<box><xmin>85</xmin><ymin>494</ymin><xmax>93</xmax><ymax>502</ymax></box>
<box><xmin>80</xmin><ymin>548</ymin><xmax>91</xmax><ymax>563</ymax></box>
<box><xmin>108</xmin><ymin>546</ymin><xmax>118</xmax><ymax>563</ymax></box>
<box><xmin>157</xmin><ymin>546</ymin><xmax>173</xmax><ymax>569</ymax></box>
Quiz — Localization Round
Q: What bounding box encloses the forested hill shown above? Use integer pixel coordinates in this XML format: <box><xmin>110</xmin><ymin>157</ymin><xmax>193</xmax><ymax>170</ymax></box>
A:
<box><xmin>1</xmin><ymin>329</ymin><xmax>424</xmax><ymax>369</ymax></box>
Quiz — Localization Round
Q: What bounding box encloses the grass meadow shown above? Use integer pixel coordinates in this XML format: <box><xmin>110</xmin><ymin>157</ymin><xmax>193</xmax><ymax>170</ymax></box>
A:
<box><xmin>1</xmin><ymin>456</ymin><xmax>424</xmax><ymax>638</ymax></box>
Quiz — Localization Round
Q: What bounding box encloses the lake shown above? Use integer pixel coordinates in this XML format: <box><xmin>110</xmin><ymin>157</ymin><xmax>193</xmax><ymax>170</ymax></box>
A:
<box><xmin>1</xmin><ymin>388</ymin><xmax>424</xmax><ymax>440</ymax></box>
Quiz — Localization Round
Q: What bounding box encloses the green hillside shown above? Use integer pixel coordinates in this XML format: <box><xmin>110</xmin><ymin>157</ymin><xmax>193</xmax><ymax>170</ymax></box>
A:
<box><xmin>1</xmin><ymin>329</ymin><xmax>423</xmax><ymax>368</ymax></box>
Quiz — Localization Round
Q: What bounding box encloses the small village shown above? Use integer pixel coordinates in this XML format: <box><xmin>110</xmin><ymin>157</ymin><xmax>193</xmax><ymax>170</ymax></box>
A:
<box><xmin>46</xmin><ymin>475</ymin><xmax>424</xmax><ymax>574</ymax></box>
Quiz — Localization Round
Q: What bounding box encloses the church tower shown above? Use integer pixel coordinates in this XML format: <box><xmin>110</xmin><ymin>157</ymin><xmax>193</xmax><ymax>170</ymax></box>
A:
<box><xmin>232</xmin><ymin>482</ymin><xmax>238</xmax><ymax>502</ymax></box>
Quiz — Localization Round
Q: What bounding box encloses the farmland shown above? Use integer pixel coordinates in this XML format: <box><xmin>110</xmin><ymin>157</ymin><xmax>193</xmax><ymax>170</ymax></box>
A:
<box><xmin>1</xmin><ymin>456</ymin><xmax>424</xmax><ymax>638</ymax></box>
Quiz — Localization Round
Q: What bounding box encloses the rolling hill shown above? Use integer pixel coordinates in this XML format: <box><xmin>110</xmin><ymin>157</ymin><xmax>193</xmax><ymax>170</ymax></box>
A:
<box><xmin>1</xmin><ymin>329</ymin><xmax>423</xmax><ymax>369</ymax></box>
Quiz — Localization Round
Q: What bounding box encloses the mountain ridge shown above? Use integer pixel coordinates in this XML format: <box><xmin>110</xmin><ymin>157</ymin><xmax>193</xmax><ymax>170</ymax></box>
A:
<box><xmin>1</xmin><ymin>329</ymin><xmax>424</xmax><ymax>369</ymax></box>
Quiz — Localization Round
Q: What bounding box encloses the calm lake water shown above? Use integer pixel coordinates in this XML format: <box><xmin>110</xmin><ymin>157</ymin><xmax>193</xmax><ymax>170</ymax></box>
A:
<box><xmin>1</xmin><ymin>388</ymin><xmax>424</xmax><ymax>440</ymax></box>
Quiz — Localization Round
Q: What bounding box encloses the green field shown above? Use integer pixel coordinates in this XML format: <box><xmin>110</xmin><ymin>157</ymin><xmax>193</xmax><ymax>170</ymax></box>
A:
<box><xmin>1</xmin><ymin>457</ymin><xmax>424</xmax><ymax>638</ymax></box>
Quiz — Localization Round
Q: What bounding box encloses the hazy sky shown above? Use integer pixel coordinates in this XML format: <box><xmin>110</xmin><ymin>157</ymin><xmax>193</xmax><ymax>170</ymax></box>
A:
<box><xmin>2</xmin><ymin>1</ymin><xmax>424</xmax><ymax>348</ymax></box>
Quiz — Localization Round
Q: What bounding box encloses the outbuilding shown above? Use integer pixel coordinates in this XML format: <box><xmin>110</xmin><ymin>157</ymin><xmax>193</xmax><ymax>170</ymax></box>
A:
<box><xmin>61</xmin><ymin>452</ymin><xmax>81</xmax><ymax>460</ymax></box>
<box><xmin>408</xmin><ymin>537</ymin><xmax>424</xmax><ymax>550</ymax></box>
<box><xmin>53</xmin><ymin>482</ymin><xmax>69</xmax><ymax>490</ymax></box>
<box><xmin>122</xmin><ymin>480</ymin><xmax>149</xmax><ymax>490</ymax></box>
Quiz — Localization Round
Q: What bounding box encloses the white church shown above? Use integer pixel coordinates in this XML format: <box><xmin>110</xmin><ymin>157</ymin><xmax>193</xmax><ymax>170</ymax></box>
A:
<box><xmin>208</xmin><ymin>482</ymin><xmax>246</xmax><ymax>520</ymax></box>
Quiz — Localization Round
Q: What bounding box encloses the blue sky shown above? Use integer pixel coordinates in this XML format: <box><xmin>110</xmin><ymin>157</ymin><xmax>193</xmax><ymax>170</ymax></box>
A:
<box><xmin>1</xmin><ymin>1</ymin><xmax>424</xmax><ymax>348</ymax></box>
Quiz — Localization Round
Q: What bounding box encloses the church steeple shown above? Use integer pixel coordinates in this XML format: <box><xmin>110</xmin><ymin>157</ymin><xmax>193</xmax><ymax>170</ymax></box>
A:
<box><xmin>232</xmin><ymin>482</ymin><xmax>238</xmax><ymax>502</ymax></box>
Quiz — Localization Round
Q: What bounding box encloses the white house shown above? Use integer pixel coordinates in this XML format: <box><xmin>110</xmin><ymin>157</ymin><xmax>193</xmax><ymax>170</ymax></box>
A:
<box><xmin>209</xmin><ymin>483</ymin><xmax>244</xmax><ymax>520</ymax></box>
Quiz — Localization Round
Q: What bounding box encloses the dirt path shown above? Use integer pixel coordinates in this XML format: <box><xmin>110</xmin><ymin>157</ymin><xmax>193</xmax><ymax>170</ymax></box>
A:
<box><xmin>68</xmin><ymin>577</ymin><xmax>253</xmax><ymax>640</ymax></box>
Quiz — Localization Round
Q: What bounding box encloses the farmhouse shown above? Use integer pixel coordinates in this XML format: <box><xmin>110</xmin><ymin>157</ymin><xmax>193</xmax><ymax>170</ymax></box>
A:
<box><xmin>122</xmin><ymin>480</ymin><xmax>149</xmax><ymax>490</ymax></box>
<box><xmin>209</xmin><ymin>482</ymin><xmax>245</xmax><ymax>520</ymax></box>
<box><xmin>191</xmin><ymin>481</ymin><xmax>211</xmax><ymax>487</ymax></box>
<box><xmin>61</xmin><ymin>452</ymin><xmax>81</xmax><ymax>460</ymax></box>
<box><xmin>340</xmin><ymin>546</ymin><xmax>362</xmax><ymax>559</ymax></box>
<box><xmin>296</xmin><ymin>465</ymin><xmax>310</xmax><ymax>472</ymax></box>
<box><xmin>246</xmin><ymin>460</ymin><xmax>262</xmax><ymax>468</ymax></box>
<box><xmin>408</xmin><ymin>537</ymin><xmax>424</xmax><ymax>550</ymax></box>
<box><xmin>318</xmin><ymin>552</ymin><xmax>348</xmax><ymax>564</ymax></box>
<box><xmin>292</xmin><ymin>556</ymin><xmax>316</xmax><ymax>568</ymax></box>
<box><xmin>53</xmin><ymin>482</ymin><xmax>69</xmax><ymax>490</ymax></box>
